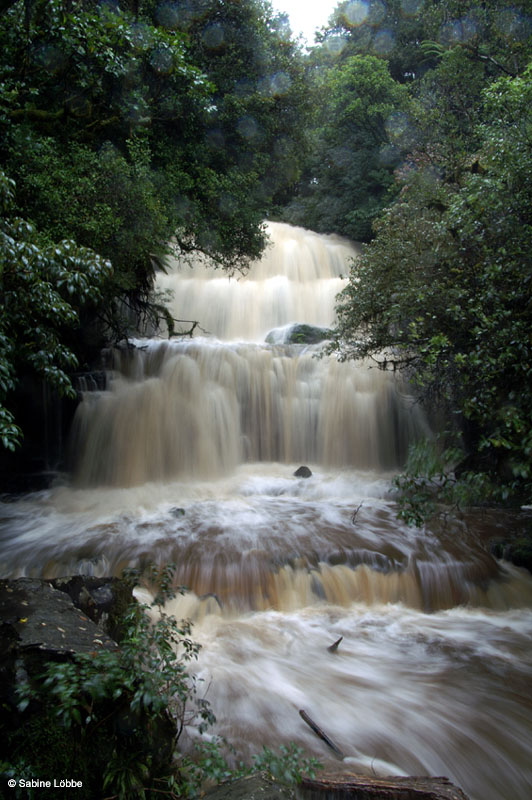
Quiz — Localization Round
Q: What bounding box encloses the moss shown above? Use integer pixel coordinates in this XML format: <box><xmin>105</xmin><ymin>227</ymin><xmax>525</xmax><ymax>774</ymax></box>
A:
<box><xmin>1</xmin><ymin>703</ymin><xmax>95</xmax><ymax>799</ymax></box>
<box><xmin>491</xmin><ymin>529</ymin><xmax>532</xmax><ymax>574</ymax></box>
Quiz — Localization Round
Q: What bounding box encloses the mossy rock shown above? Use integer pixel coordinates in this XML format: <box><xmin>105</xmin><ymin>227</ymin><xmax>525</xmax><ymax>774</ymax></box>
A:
<box><xmin>491</xmin><ymin>532</ymin><xmax>532</xmax><ymax>574</ymax></box>
<box><xmin>286</xmin><ymin>324</ymin><xmax>333</xmax><ymax>344</ymax></box>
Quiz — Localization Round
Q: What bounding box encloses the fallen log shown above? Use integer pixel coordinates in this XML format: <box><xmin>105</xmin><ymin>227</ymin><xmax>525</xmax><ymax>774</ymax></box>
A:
<box><xmin>299</xmin><ymin>709</ymin><xmax>345</xmax><ymax>759</ymax></box>
<box><xmin>297</xmin><ymin>773</ymin><xmax>470</xmax><ymax>800</ymax></box>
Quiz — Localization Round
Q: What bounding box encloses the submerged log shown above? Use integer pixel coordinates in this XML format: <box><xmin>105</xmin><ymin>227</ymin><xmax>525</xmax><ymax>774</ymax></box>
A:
<box><xmin>297</xmin><ymin>773</ymin><xmax>470</xmax><ymax>800</ymax></box>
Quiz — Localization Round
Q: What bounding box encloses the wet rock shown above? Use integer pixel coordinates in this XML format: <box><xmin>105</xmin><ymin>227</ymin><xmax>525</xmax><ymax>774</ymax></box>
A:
<box><xmin>265</xmin><ymin>324</ymin><xmax>332</xmax><ymax>346</ymax></box>
<box><xmin>170</xmin><ymin>506</ymin><xmax>186</xmax><ymax>518</ymax></box>
<box><xmin>0</xmin><ymin>578</ymin><xmax>120</xmax><ymax>659</ymax></box>
<box><xmin>287</xmin><ymin>324</ymin><xmax>333</xmax><ymax>345</ymax></box>
<box><xmin>204</xmin><ymin>773</ymin><xmax>295</xmax><ymax>800</ymax></box>
<box><xmin>50</xmin><ymin>575</ymin><xmax>134</xmax><ymax>642</ymax></box>
<box><xmin>0</xmin><ymin>578</ymin><xmax>120</xmax><ymax>709</ymax></box>
<box><xmin>294</xmin><ymin>466</ymin><xmax>312</xmax><ymax>478</ymax></box>
<box><xmin>490</xmin><ymin>532</ymin><xmax>532</xmax><ymax>574</ymax></box>
<box><xmin>203</xmin><ymin>773</ymin><xmax>470</xmax><ymax>800</ymax></box>
<box><xmin>298</xmin><ymin>773</ymin><xmax>470</xmax><ymax>799</ymax></box>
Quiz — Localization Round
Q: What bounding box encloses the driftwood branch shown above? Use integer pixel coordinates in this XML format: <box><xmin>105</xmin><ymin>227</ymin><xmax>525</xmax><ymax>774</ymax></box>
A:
<box><xmin>351</xmin><ymin>504</ymin><xmax>363</xmax><ymax>525</ymax></box>
<box><xmin>327</xmin><ymin>636</ymin><xmax>343</xmax><ymax>653</ymax></box>
<box><xmin>172</xmin><ymin>319</ymin><xmax>201</xmax><ymax>338</ymax></box>
<box><xmin>299</xmin><ymin>709</ymin><xmax>344</xmax><ymax>760</ymax></box>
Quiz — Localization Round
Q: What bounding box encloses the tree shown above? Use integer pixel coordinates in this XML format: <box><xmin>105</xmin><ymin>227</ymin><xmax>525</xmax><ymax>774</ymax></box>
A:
<box><xmin>0</xmin><ymin>170</ymin><xmax>112</xmax><ymax>451</ymax></box>
<box><xmin>0</xmin><ymin>0</ymin><xmax>311</xmax><ymax>453</ymax></box>
<box><xmin>311</xmin><ymin>0</ymin><xmax>433</xmax><ymax>82</ymax></box>
<box><xmin>332</xmin><ymin>61</ymin><xmax>532</xmax><ymax>508</ymax></box>
<box><xmin>182</xmin><ymin>0</ymin><xmax>312</xmax><ymax>214</ymax></box>
<box><xmin>283</xmin><ymin>54</ymin><xmax>411</xmax><ymax>241</ymax></box>
<box><xmin>0</xmin><ymin>0</ymin><xmax>310</xmax><ymax>341</ymax></box>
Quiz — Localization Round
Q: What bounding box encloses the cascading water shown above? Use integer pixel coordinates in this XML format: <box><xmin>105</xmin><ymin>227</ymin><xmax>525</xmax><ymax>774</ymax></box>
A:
<box><xmin>1</xmin><ymin>221</ymin><xmax>532</xmax><ymax>800</ymax></box>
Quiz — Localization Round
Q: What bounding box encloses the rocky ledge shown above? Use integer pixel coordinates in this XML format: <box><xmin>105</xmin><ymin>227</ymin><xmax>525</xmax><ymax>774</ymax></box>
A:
<box><xmin>0</xmin><ymin>577</ymin><xmax>132</xmax><ymax>705</ymax></box>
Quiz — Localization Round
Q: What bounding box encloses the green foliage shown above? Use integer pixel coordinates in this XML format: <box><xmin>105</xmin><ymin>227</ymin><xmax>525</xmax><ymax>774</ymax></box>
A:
<box><xmin>251</xmin><ymin>743</ymin><xmax>322</xmax><ymax>785</ymax></box>
<box><xmin>331</xmin><ymin>31</ymin><xmax>532</xmax><ymax>513</ymax></box>
<box><xmin>283</xmin><ymin>54</ymin><xmax>411</xmax><ymax>240</ymax></box>
<box><xmin>0</xmin><ymin>169</ymin><xmax>112</xmax><ymax>450</ymax></box>
<box><xmin>317</xmin><ymin>0</ymin><xmax>431</xmax><ymax>81</ymax></box>
<box><xmin>8</xmin><ymin>564</ymin><xmax>322</xmax><ymax>799</ymax></box>
<box><xmin>393</xmin><ymin>439</ymin><xmax>492</xmax><ymax>526</ymax></box>
<box><xmin>0</xmin><ymin>0</ymin><xmax>311</xmax><ymax>281</ymax></box>
<box><xmin>317</xmin><ymin>0</ymin><xmax>531</xmax><ymax>81</ymax></box>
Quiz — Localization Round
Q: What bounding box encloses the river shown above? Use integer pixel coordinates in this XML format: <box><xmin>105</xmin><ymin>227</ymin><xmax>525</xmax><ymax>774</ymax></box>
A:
<box><xmin>1</xmin><ymin>222</ymin><xmax>531</xmax><ymax>800</ymax></box>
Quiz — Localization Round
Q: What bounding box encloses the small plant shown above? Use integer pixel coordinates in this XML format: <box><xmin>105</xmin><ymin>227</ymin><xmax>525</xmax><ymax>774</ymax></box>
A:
<box><xmin>252</xmin><ymin>743</ymin><xmax>322</xmax><ymax>785</ymax></box>
<box><xmin>393</xmin><ymin>438</ymin><xmax>492</xmax><ymax>527</ymax></box>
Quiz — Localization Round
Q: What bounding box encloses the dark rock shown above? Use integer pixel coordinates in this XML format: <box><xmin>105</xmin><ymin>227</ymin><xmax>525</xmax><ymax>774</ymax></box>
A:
<box><xmin>490</xmin><ymin>531</ymin><xmax>532</xmax><ymax>574</ymax></box>
<box><xmin>298</xmin><ymin>772</ymin><xmax>470</xmax><ymax>799</ymax></box>
<box><xmin>50</xmin><ymin>575</ymin><xmax>134</xmax><ymax>642</ymax></box>
<box><xmin>265</xmin><ymin>324</ymin><xmax>332</xmax><ymax>346</ymax></box>
<box><xmin>204</xmin><ymin>773</ymin><xmax>295</xmax><ymax>800</ymax></box>
<box><xmin>170</xmin><ymin>506</ymin><xmax>186</xmax><ymax>518</ymax></box>
<box><xmin>0</xmin><ymin>578</ymin><xmax>121</xmax><ymax>713</ymax></box>
<box><xmin>287</xmin><ymin>325</ymin><xmax>332</xmax><ymax>345</ymax></box>
<box><xmin>294</xmin><ymin>466</ymin><xmax>312</xmax><ymax>478</ymax></box>
<box><xmin>0</xmin><ymin>578</ymin><xmax>119</xmax><ymax>660</ymax></box>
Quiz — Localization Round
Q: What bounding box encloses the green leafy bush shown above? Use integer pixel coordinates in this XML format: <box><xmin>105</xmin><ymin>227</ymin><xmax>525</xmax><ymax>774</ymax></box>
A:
<box><xmin>393</xmin><ymin>438</ymin><xmax>492</xmax><ymax>527</ymax></box>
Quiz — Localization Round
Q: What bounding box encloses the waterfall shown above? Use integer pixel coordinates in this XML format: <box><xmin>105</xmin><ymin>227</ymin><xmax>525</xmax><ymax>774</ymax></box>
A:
<box><xmin>69</xmin><ymin>221</ymin><xmax>428</xmax><ymax>487</ymax></box>
<box><xmin>157</xmin><ymin>221</ymin><xmax>356</xmax><ymax>341</ymax></box>
<box><xmin>1</xmin><ymin>222</ymin><xmax>532</xmax><ymax>800</ymax></box>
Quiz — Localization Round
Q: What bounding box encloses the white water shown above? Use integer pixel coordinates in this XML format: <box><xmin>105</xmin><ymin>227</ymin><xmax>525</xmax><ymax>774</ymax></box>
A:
<box><xmin>1</xmin><ymin>222</ymin><xmax>532</xmax><ymax>799</ymax></box>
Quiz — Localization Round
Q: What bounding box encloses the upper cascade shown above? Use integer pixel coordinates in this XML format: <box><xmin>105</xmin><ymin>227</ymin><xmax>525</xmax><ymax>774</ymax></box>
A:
<box><xmin>155</xmin><ymin>221</ymin><xmax>360</xmax><ymax>342</ymax></box>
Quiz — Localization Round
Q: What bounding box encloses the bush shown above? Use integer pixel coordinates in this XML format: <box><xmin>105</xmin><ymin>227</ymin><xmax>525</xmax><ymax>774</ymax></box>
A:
<box><xmin>2</xmin><ymin>565</ymin><xmax>321</xmax><ymax>799</ymax></box>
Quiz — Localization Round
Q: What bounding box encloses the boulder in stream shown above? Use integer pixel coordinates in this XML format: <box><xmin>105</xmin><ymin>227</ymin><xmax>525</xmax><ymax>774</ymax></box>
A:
<box><xmin>265</xmin><ymin>324</ymin><xmax>332</xmax><ymax>345</ymax></box>
<box><xmin>294</xmin><ymin>465</ymin><xmax>313</xmax><ymax>478</ymax></box>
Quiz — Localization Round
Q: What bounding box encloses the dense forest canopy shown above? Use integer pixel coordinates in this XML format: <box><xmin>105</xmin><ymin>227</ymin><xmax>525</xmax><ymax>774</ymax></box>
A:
<box><xmin>1</xmin><ymin>0</ymin><xmax>531</xmax><ymax>513</ymax></box>
<box><xmin>0</xmin><ymin>0</ymin><xmax>312</xmax><ymax>450</ymax></box>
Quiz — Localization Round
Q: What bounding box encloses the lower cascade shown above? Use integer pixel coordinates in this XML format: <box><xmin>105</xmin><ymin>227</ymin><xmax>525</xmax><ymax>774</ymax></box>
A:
<box><xmin>1</xmin><ymin>222</ymin><xmax>532</xmax><ymax>800</ymax></box>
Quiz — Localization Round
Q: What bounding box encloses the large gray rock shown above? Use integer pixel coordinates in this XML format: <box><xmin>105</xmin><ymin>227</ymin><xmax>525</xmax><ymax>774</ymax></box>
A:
<box><xmin>0</xmin><ymin>578</ymin><xmax>120</xmax><ymax>659</ymax></box>
<box><xmin>265</xmin><ymin>324</ymin><xmax>332</xmax><ymax>346</ymax></box>
<box><xmin>0</xmin><ymin>578</ymin><xmax>127</xmax><ymax>708</ymax></box>
<box><xmin>50</xmin><ymin>575</ymin><xmax>133</xmax><ymax>642</ymax></box>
